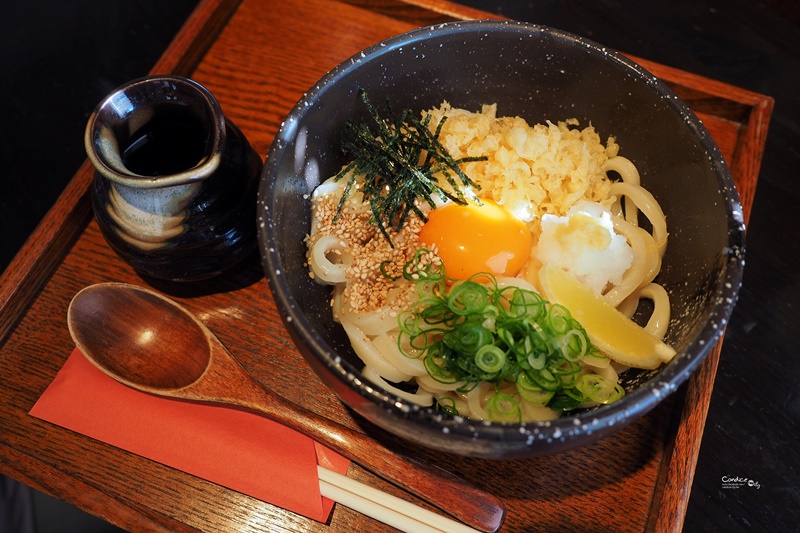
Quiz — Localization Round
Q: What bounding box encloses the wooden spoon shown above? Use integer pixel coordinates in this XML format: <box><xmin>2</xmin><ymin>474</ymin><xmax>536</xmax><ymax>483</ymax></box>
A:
<box><xmin>67</xmin><ymin>282</ymin><xmax>505</xmax><ymax>532</ymax></box>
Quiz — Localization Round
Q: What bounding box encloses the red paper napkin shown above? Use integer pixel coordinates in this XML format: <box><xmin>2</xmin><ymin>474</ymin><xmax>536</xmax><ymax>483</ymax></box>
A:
<box><xmin>30</xmin><ymin>347</ymin><xmax>350</xmax><ymax>522</ymax></box>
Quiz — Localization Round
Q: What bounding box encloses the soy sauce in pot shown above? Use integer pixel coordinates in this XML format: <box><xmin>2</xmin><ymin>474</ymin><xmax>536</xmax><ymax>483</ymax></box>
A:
<box><xmin>122</xmin><ymin>110</ymin><xmax>208</xmax><ymax>177</ymax></box>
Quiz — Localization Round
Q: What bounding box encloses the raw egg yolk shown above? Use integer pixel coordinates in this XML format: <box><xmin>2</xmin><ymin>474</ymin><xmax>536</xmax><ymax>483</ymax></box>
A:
<box><xmin>418</xmin><ymin>200</ymin><xmax>533</xmax><ymax>280</ymax></box>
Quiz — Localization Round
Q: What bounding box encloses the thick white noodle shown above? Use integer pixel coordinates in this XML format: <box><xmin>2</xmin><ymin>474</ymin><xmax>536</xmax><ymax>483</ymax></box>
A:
<box><xmin>638</xmin><ymin>283</ymin><xmax>671</xmax><ymax>339</ymax></box>
<box><xmin>519</xmin><ymin>400</ymin><xmax>559</xmax><ymax>422</ymax></box>
<box><xmin>610</xmin><ymin>181</ymin><xmax>668</xmax><ymax>257</ymax></box>
<box><xmin>415</xmin><ymin>373</ymin><xmax>467</xmax><ymax>392</ymax></box>
<box><xmin>611</xmin><ymin>281</ymin><xmax>670</xmax><ymax>340</ymax></box>
<box><xmin>584</xmin><ymin>361</ymin><xmax>619</xmax><ymax>383</ymax></box>
<box><xmin>362</xmin><ymin>367</ymin><xmax>434</xmax><ymax>406</ymax></box>
<box><xmin>604</xmin><ymin>216</ymin><xmax>661</xmax><ymax>307</ymax></box>
<box><xmin>338</xmin><ymin>303</ymin><xmax>401</xmax><ymax>336</ymax></box>
<box><xmin>310</xmin><ymin>234</ymin><xmax>352</xmax><ymax>284</ymax></box>
<box><xmin>465</xmin><ymin>383</ymin><xmax>493</xmax><ymax>421</ymax></box>
<box><xmin>496</xmin><ymin>276</ymin><xmax>539</xmax><ymax>293</ymax></box>
<box><xmin>605</xmin><ymin>156</ymin><xmax>641</xmax><ymax>225</ymax></box>
<box><xmin>581</xmin><ymin>352</ymin><xmax>611</xmax><ymax>369</ymax></box>
<box><xmin>340</xmin><ymin>319</ymin><xmax>409</xmax><ymax>384</ymax></box>
<box><xmin>371</xmin><ymin>333</ymin><xmax>428</xmax><ymax>376</ymax></box>
<box><xmin>616</xmin><ymin>292</ymin><xmax>640</xmax><ymax>318</ymax></box>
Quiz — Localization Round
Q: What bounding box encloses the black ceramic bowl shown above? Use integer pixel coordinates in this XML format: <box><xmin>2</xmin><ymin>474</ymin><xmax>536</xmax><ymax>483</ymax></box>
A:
<box><xmin>258</xmin><ymin>20</ymin><xmax>745</xmax><ymax>459</ymax></box>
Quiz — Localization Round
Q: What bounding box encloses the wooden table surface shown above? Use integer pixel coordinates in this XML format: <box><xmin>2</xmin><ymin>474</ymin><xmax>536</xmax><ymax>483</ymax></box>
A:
<box><xmin>1</xmin><ymin>0</ymin><xmax>795</xmax><ymax>532</ymax></box>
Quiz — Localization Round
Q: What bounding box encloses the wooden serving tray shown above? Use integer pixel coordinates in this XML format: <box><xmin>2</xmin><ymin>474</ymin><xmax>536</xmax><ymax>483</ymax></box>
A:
<box><xmin>0</xmin><ymin>0</ymin><xmax>772</xmax><ymax>531</ymax></box>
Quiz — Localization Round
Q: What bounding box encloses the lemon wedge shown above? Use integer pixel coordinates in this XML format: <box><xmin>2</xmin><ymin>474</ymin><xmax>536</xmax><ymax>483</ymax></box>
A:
<box><xmin>538</xmin><ymin>263</ymin><xmax>676</xmax><ymax>369</ymax></box>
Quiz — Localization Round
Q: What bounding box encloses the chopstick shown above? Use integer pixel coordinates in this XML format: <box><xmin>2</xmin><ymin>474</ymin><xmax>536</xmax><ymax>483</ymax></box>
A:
<box><xmin>318</xmin><ymin>466</ymin><xmax>483</xmax><ymax>533</ymax></box>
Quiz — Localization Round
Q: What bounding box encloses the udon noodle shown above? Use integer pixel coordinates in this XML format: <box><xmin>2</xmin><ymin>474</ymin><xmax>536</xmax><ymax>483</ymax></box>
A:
<box><xmin>306</xmin><ymin>101</ymin><xmax>670</xmax><ymax>422</ymax></box>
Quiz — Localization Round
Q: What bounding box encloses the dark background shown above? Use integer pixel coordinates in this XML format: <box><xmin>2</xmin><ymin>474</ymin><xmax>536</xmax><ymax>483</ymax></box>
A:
<box><xmin>1</xmin><ymin>1</ymin><xmax>797</xmax><ymax>531</ymax></box>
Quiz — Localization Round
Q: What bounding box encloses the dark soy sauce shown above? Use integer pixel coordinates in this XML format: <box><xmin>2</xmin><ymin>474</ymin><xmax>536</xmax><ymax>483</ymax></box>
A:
<box><xmin>122</xmin><ymin>109</ymin><xmax>209</xmax><ymax>177</ymax></box>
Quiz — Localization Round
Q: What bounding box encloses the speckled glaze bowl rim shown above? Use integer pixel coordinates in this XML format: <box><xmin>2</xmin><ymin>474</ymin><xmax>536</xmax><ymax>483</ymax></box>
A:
<box><xmin>260</xmin><ymin>20</ymin><xmax>746</xmax><ymax>451</ymax></box>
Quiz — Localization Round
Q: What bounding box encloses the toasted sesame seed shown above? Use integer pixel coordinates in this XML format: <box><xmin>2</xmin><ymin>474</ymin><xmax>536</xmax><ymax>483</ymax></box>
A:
<box><xmin>308</xmin><ymin>194</ymin><xmax>436</xmax><ymax>314</ymax></box>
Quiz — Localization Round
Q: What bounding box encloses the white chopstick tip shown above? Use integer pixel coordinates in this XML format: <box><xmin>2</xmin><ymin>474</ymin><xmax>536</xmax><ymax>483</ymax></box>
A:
<box><xmin>318</xmin><ymin>466</ymin><xmax>482</xmax><ymax>533</ymax></box>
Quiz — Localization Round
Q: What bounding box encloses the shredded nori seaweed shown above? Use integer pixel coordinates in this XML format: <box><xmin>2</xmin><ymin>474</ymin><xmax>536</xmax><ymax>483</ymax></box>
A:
<box><xmin>333</xmin><ymin>89</ymin><xmax>487</xmax><ymax>245</ymax></box>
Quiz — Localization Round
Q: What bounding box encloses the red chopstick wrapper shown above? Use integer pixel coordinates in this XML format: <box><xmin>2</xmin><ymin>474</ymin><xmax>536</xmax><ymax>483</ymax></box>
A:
<box><xmin>30</xmin><ymin>347</ymin><xmax>351</xmax><ymax>522</ymax></box>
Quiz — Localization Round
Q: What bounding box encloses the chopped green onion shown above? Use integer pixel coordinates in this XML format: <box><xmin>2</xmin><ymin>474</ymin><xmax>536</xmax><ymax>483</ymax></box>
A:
<box><xmin>398</xmin><ymin>263</ymin><xmax>625</xmax><ymax>416</ymax></box>
<box><xmin>527</xmin><ymin>351</ymin><xmax>547</xmax><ymax>370</ymax></box>
<box><xmin>447</xmin><ymin>281</ymin><xmax>490</xmax><ymax>315</ymax></box>
<box><xmin>486</xmin><ymin>393</ymin><xmax>521</xmax><ymax>422</ymax></box>
<box><xmin>517</xmin><ymin>373</ymin><xmax>555</xmax><ymax>404</ymax></box>
<box><xmin>576</xmin><ymin>374</ymin><xmax>625</xmax><ymax>404</ymax></box>
<box><xmin>475</xmin><ymin>345</ymin><xmax>506</xmax><ymax>373</ymax></box>
<box><xmin>545</xmin><ymin>304</ymin><xmax>572</xmax><ymax>334</ymax></box>
<box><xmin>442</xmin><ymin>322</ymin><xmax>492</xmax><ymax>355</ymax></box>
<box><xmin>434</xmin><ymin>396</ymin><xmax>459</xmax><ymax>415</ymax></box>
<box><xmin>559</xmin><ymin>328</ymin><xmax>590</xmax><ymax>361</ymax></box>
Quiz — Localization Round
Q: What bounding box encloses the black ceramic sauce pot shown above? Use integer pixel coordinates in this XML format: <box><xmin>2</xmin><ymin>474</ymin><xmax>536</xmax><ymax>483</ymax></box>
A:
<box><xmin>85</xmin><ymin>75</ymin><xmax>261</xmax><ymax>282</ymax></box>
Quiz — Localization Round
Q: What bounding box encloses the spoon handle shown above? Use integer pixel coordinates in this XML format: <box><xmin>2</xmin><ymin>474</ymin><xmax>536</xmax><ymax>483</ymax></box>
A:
<box><xmin>199</xmin><ymin>341</ymin><xmax>505</xmax><ymax>533</ymax></box>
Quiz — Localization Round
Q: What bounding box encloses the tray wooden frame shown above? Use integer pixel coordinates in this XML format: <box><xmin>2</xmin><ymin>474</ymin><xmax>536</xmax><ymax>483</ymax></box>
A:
<box><xmin>0</xmin><ymin>1</ymin><xmax>772</xmax><ymax>531</ymax></box>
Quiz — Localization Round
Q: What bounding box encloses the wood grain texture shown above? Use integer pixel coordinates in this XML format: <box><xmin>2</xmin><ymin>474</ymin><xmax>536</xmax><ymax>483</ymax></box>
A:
<box><xmin>67</xmin><ymin>283</ymin><xmax>505</xmax><ymax>531</ymax></box>
<box><xmin>343</xmin><ymin>0</ymin><xmax>503</xmax><ymax>23</ymax></box>
<box><xmin>149</xmin><ymin>0</ymin><xmax>243</xmax><ymax>77</ymax></box>
<box><xmin>0</xmin><ymin>0</ymin><xmax>771</xmax><ymax>532</ymax></box>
